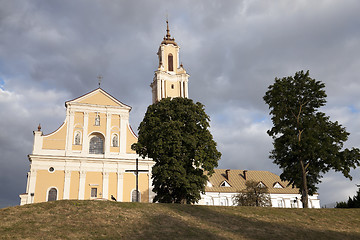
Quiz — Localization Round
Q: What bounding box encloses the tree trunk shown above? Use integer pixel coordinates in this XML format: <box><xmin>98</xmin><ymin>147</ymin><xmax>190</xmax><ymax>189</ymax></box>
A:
<box><xmin>300</xmin><ymin>160</ymin><xmax>309</xmax><ymax>208</ymax></box>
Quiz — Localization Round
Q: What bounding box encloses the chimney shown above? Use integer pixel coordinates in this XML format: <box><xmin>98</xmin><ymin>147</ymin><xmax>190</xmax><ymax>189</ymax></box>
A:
<box><xmin>225</xmin><ymin>169</ymin><xmax>230</xmax><ymax>180</ymax></box>
<box><xmin>243</xmin><ymin>170</ymin><xmax>247</xmax><ymax>180</ymax></box>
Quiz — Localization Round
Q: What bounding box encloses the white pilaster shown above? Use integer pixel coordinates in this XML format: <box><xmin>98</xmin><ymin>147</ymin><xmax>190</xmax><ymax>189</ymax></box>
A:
<box><xmin>161</xmin><ymin>79</ymin><xmax>165</xmax><ymax>98</ymax></box>
<box><xmin>66</xmin><ymin>110</ymin><xmax>75</xmax><ymax>155</ymax></box>
<box><xmin>63</xmin><ymin>170</ymin><xmax>71</xmax><ymax>199</ymax></box>
<box><xmin>180</xmin><ymin>79</ymin><xmax>183</xmax><ymax>97</ymax></box>
<box><xmin>185</xmin><ymin>80</ymin><xmax>189</xmax><ymax>98</ymax></box>
<box><xmin>177</xmin><ymin>47</ymin><xmax>180</xmax><ymax>68</ymax></box>
<box><xmin>117</xmin><ymin>169</ymin><xmax>124</xmax><ymax>202</ymax></box>
<box><xmin>78</xmin><ymin>170</ymin><xmax>86</xmax><ymax>200</ymax></box>
<box><xmin>102</xmin><ymin>172</ymin><xmax>109</xmax><ymax>200</ymax></box>
<box><xmin>119</xmin><ymin>114</ymin><xmax>127</xmax><ymax>154</ymax></box>
<box><xmin>32</xmin><ymin>131</ymin><xmax>43</xmax><ymax>154</ymax></box>
<box><xmin>81</xmin><ymin>112</ymin><xmax>89</xmax><ymax>156</ymax></box>
<box><xmin>105</xmin><ymin>113</ymin><xmax>111</xmax><ymax>157</ymax></box>
<box><xmin>27</xmin><ymin>168</ymin><xmax>37</xmax><ymax>204</ymax></box>
<box><xmin>148</xmin><ymin>165</ymin><xmax>155</xmax><ymax>203</ymax></box>
<box><xmin>25</xmin><ymin>171</ymin><xmax>30</xmax><ymax>193</ymax></box>
<box><xmin>157</xmin><ymin>78</ymin><xmax>161</xmax><ymax>102</ymax></box>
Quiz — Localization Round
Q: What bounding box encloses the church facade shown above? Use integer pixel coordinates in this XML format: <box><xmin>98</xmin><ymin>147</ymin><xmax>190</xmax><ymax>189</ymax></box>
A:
<box><xmin>20</xmin><ymin>22</ymin><xmax>320</xmax><ymax>208</ymax></box>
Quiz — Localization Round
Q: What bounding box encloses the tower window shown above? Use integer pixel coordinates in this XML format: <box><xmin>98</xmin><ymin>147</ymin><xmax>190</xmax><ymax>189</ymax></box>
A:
<box><xmin>168</xmin><ymin>53</ymin><xmax>173</xmax><ymax>71</ymax></box>
<box><xmin>89</xmin><ymin>134</ymin><xmax>104</xmax><ymax>154</ymax></box>
<box><xmin>171</xmin><ymin>84</ymin><xmax>174</xmax><ymax>89</ymax></box>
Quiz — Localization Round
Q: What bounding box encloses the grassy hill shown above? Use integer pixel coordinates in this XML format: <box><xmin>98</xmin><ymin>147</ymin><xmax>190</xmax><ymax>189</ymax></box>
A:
<box><xmin>1</xmin><ymin>200</ymin><xmax>360</xmax><ymax>240</ymax></box>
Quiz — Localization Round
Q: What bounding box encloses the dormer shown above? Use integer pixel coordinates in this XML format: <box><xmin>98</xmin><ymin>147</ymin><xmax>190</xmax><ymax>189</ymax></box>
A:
<box><xmin>220</xmin><ymin>181</ymin><xmax>231</xmax><ymax>187</ymax></box>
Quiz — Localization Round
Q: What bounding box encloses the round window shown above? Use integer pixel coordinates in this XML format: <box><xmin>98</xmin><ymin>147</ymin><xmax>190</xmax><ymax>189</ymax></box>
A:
<box><xmin>49</xmin><ymin>167</ymin><xmax>55</xmax><ymax>173</ymax></box>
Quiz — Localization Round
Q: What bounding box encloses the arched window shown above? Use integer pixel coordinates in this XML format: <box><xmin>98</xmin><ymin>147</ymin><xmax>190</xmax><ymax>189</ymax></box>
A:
<box><xmin>112</xmin><ymin>134</ymin><xmax>119</xmax><ymax>147</ymax></box>
<box><xmin>48</xmin><ymin>188</ymin><xmax>57</xmax><ymax>201</ymax></box>
<box><xmin>168</xmin><ymin>53</ymin><xmax>173</xmax><ymax>71</ymax></box>
<box><xmin>95</xmin><ymin>114</ymin><xmax>100</xmax><ymax>126</ymax></box>
<box><xmin>74</xmin><ymin>132</ymin><xmax>81</xmax><ymax>145</ymax></box>
<box><xmin>131</xmin><ymin>190</ymin><xmax>141</xmax><ymax>202</ymax></box>
<box><xmin>89</xmin><ymin>134</ymin><xmax>104</xmax><ymax>154</ymax></box>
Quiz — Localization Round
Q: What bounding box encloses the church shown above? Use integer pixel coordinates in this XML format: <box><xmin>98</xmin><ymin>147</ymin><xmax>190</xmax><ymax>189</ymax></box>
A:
<box><xmin>19</xmin><ymin>22</ymin><xmax>320</xmax><ymax>208</ymax></box>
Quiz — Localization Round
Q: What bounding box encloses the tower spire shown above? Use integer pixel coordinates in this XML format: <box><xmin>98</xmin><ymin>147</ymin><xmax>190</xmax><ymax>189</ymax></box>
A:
<box><xmin>166</xmin><ymin>20</ymin><xmax>171</xmax><ymax>39</ymax></box>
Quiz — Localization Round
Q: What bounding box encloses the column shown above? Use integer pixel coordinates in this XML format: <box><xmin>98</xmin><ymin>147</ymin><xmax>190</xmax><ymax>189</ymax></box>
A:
<box><xmin>180</xmin><ymin>79</ymin><xmax>183</xmax><ymax>97</ymax></box>
<box><xmin>117</xmin><ymin>169</ymin><xmax>124</xmax><ymax>202</ymax></box>
<box><xmin>176</xmin><ymin>48</ymin><xmax>180</xmax><ymax>68</ymax></box>
<box><xmin>157</xmin><ymin>78</ymin><xmax>161</xmax><ymax>102</ymax></box>
<box><xmin>63</xmin><ymin>170</ymin><xmax>71</xmax><ymax>199</ymax></box>
<box><xmin>148</xmin><ymin>165</ymin><xmax>155</xmax><ymax>203</ymax></box>
<box><xmin>105</xmin><ymin>113</ymin><xmax>111</xmax><ymax>157</ymax></box>
<box><xmin>102</xmin><ymin>172</ymin><xmax>109</xmax><ymax>200</ymax></box>
<box><xmin>66</xmin><ymin>111</ymin><xmax>75</xmax><ymax>155</ymax></box>
<box><xmin>184</xmin><ymin>80</ymin><xmax>189</xmax><ymax>98</ymax></box>
<box><xmin>81</xmin><ymin>112</ymin><xmax>89</xmax><ymax>156</ymax></box>
<box><xmin>119</xmin><ymin>114</ymin><xmax>127</xmax><ymax>154</ymax></box>
<box><xmin>78</xmin><ymin>171</ymin><xmax>86</xmax><ymax>200</ymax></box>
<box><xmin>161</xmin><ymin>79</ymin><xmax>165</xmax><ymax>98</ymax></box>
<box><xmin>27</xmin><ymin>168</ymin><xmax>37</xmax><ymax>204</ymax></box>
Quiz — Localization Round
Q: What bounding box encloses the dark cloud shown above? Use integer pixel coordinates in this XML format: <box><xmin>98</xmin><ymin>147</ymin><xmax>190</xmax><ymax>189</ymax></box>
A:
<box><xmin>1</xmin><ymin>0</ymin><xmax>360</xmax><ymax>207</ymax></box>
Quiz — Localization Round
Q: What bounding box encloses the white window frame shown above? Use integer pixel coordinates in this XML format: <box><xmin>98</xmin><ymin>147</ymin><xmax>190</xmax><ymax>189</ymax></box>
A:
<box><xmin>112</xmin><ymin>133</ymin><xmax>119</xmax><ymax>147</ymax></box>
<box><xmin>74</xmin><ymin>131</ymin><xmax>82</xmax><ymax>145</ymax></box>
<box><xmin>94</xmin><ymin>113</ymin><xmax>100</xmax><ymax>126</ymax></box>
<box><xmin>131</xmin><ymin>189</ymin><xmax>141</xmax><ymax>202</ymax></box>
<box><xmin>46</xmin><ymin>186</ymin><xmax>59</xmax><ymax>202</ymax></box>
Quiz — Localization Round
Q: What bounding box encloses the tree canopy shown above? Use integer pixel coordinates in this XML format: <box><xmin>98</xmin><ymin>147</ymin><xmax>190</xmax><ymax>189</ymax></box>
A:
<box><xmin>336</xmin><ymin>188</ymin><xmax>360</xmax><ymax>208</ymax></box>
<box><xmin>233</xmin><ymin>180</ymin><xmax>272</xmax><ymax>207</ymax></box>
<box><xmin>263</xmin><ymin>70</ymin><xmax>360</xmax><ymax>208</ymax></box>
<box><xmin>132</xmin><ymin>97</ymin><xmax>221</xmax><ymax>204</ymax></box>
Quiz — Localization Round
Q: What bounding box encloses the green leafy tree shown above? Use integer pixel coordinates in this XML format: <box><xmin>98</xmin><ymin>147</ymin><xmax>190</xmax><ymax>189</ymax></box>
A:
<box><xmin>132</xmin><ymin>97</ymin><xmax>221</xmax><ymax>204</ymax></box>
<box><xmin>336</xmin><ymin>188</ymin><xmax>360</xmax><ymax>208</ymax></box>
<box><xmin>233</xmin><ymin>180</ymin><xmax>272</xmax><ymax>207</ymax></box>
<box><xmin>263</xmin><ymin>70</ymin><xmax>360</xmax><ymax>208</ymax></box>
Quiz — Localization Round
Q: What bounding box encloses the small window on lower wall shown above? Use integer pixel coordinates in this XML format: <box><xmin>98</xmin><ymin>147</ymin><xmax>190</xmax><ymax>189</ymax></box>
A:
<box><xmin>48</xmin><ymin>188</ymin><xmax>57</xmax><ymax>201</ymax></box>
<box><xmin>131</xmin><ymin>190</ymin><xmax>141</xmax><ymax>202</ymax></box>
<box><xmin>91</xmin><ymin>188</ymin><xmax>97</xmax><ymax>198</ymax></box>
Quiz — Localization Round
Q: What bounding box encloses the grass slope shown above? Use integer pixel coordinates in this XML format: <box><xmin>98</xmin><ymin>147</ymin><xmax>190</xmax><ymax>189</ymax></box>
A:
<box><xmin>1</xmin><ymin>200</ymin><xmax>360</xmax><ymax>240</ymax></box>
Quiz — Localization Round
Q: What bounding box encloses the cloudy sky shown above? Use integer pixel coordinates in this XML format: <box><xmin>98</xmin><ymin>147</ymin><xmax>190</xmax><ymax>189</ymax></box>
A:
<box><xmin>1</xmin><ymin>0</ymin><xmax>360</xmax><ymax>208</ymax></box>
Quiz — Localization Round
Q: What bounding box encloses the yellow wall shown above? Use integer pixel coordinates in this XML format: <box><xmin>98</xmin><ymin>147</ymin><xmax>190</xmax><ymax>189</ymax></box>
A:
<box><xmin>110</xmin><ymin>115</ymin><xmax>120</xmax><ymax>153</ymax></box>
<box><xmin>74</xmin><ymin>112</ymin><xmax>84</xmax><ymax>126</ymax></box>
<box><xmin>72</xmin><ymin>112</ymin><xmax>84</xmax><ymax>151</ymax></box>
<box><xmin>88</xmin><ymin>112</ymin><xmax>106</xmax><ymax>134</ymax></box>
<box><xmin>165</xmin><ymin>81</ymin><xmax>181</xmax><ymax>98</ymax></box>
<box><xmin>108</xmin><ymin>172</ymin><xmax>117</xmax><ymax>200</ymax></box>
<box><xmin>69</xmin><ymin>171</ymin><xmax>80</xmax><ymax>199</ymax></box>
<box><xmin>42</xmin><ymin>123</ymin><xmax>67</xmax><ymax>150</ymax></box>
<box><xmin>78</xmin><ymin>91</ymin><xmax>119</xmax><ymax>106</ymax></box>
<box><xmin>123</xmin><ymin>172</ymin><xmax>148</xmax><ymax>202</ymax></box>
<box><xmin>111</xmin><ymin>114</ymin><xmax>120</xmax><ymax>127</ymax></box>
<box><xmin>163</xmin><ymin>45</ymin><xmax>178</xmax><ymax>73</ymax></box>
<box><xmin>126</xmin><ymin>126</ymin><xmax>137</xmax><ymax>154</ymax></box>
<box><xmin>84</xmin><ymin>172</ymin><xmax>103</xmax><ymax>199</ymax></box>
<box><xmin>34</xmin><ymin>170</ymin><xmax>65</xmax><ymax>203</ymax></box>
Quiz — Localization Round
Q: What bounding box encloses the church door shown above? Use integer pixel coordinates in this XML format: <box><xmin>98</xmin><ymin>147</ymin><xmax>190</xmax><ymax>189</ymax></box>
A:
<box><xmin>48</xmin><ymin>188</ymin><xmax>57</xmax><ymax>201</ymax></box>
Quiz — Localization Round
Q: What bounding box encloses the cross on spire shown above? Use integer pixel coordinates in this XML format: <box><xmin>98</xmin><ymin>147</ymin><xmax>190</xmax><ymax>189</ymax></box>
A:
<box><xmin>97</xmin><ymin>75</ymin><xmax>103</xmax><ymax>88</ymax></box>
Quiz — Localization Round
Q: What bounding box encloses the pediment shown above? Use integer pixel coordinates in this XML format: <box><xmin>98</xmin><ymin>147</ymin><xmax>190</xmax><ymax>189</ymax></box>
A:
<box><xmin>66</xmin><ymin>88</ymin><xmax>131</xmax><ymax>110</ymax></box>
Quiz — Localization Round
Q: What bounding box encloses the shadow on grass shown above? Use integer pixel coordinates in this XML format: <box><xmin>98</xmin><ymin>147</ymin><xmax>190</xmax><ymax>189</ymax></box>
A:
<box><xmin>159</xmin><ymin>204</ymin><xmax>360</xmax><ymax>240</ymax></box>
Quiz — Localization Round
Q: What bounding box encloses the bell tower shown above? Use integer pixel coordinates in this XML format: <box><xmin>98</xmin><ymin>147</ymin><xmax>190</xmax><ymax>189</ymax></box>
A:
<box><xmin>151</xmin><ymin>21</ymin><xmax>189</xmax><ymax>103</ymax></box>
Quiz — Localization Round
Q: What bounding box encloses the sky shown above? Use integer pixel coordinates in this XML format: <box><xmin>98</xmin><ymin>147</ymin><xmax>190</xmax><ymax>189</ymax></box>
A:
<box><xmin>1</xmin><ymin>0</ymin><xmax>360</xmax><ymax>208</ymax></box>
